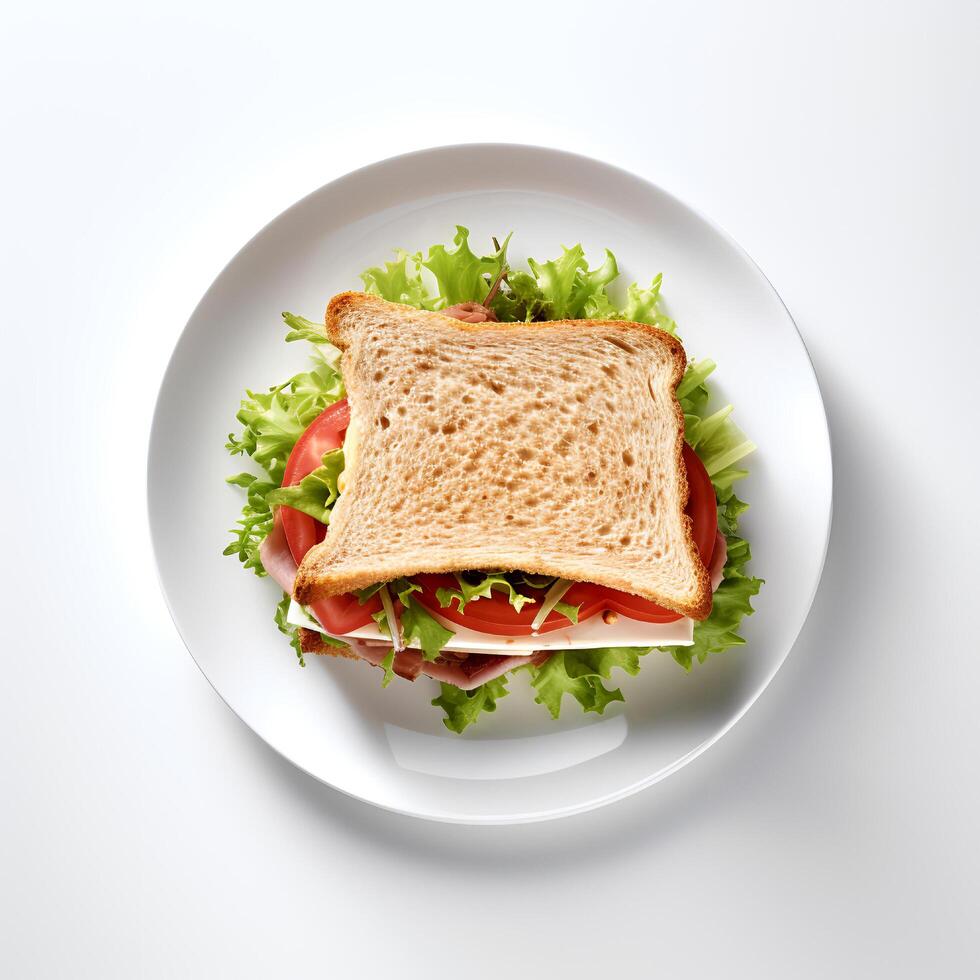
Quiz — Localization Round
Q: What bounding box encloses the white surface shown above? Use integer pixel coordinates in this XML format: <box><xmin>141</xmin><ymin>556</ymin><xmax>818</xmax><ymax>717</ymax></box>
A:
<box><xmin>2</xmin><ymin>0</ymin><xmax>978</xmax><ymax>975</ymax></box>
<box><xmin>288</xmin><ymin>599</ymin><xmax>697</xmax><ymax>649</ymax></box>
<box><xmin>148</xmin><ymin>142</ymin><xmax>829</xmax><ymax>821</ymax></box>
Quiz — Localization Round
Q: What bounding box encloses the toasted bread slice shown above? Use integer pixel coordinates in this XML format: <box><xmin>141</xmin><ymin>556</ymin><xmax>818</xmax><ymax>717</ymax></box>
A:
<box><xmin>293</xmin><ymin>292</ymin><xmax>711</xmax><ymax>620</ymax></box>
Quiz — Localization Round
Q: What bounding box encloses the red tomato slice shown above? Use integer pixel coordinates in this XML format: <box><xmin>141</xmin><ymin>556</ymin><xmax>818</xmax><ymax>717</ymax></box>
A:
<box><xmin>280</xmin><ymin>399</ymin><xmax>350</xmax><ymax>565</ymax></box>
<box><xmin>413</xmin><ymin>443</ymin><xmax>719</xmax><ymax>634</ymax></box>
<box><xmin>306</xmin><ymin>593</ymin><xmax>380</xmax><ymax>636</ymax></box>
<box><xmin>682</xmin><ymin>442</ymin><xmax>717</xmax><ymax>566</ymax></box>
<box><xmin>278</xmin><ymin>398</ymin><xmax>381</xmax><ymax>634</ymax></box>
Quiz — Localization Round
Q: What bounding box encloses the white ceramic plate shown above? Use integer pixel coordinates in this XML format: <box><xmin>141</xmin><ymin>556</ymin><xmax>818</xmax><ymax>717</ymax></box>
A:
<box><xmin>148</xmin><ymin>144</ymin><xmax>831</xmax><ymax>824</ymax></box>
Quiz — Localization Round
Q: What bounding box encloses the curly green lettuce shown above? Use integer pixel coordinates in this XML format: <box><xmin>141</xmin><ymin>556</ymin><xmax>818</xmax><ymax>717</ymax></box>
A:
<box><xmin>528</xmin><ymin>647</ymin><xmax>650</xmax><ymax>719</ymax></box>
<box><xmin>435</xmin><ymin>572</ymin><xmax>539</xmax><ymax>615</ymax></box>
<box><xmin>222</xmin><ymin>472</ymin><xmax>276</xmax><ymax>577</ymax></box>
<box><xmin>360</xmin><ymin>228</ymin><xmax>510</xmax><ymax>310</ymax></box>
<box><xmin>274</xmin><ymin>592</ymin><xmax>305</xmax><ymax>667</ymax></box>
<box><xmin>433</xmin><ymin>677</ymin><xmax>511</xmax><ymax>735</ymax></box>
<box><xmin>265</xmin><ymin>448</ymin><xmax>344</xmax><ymax>524</ymax></box>
<box><xmin>365</xmin><ymin>579</ymin><xmax>455</xmax><ymax>663</ymax></box>
<box><xmin>224</xmin><ymin>314</ymin><xmax>346</xmax><ymax>645</ymax></box>
<box><xmin>664</xmin><ymin>484</ymin><xmax>763</xmax><ymax>671</ymax></box>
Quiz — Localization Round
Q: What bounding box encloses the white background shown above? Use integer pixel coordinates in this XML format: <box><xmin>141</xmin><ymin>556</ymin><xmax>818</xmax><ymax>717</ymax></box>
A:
<box><xmin>2</xmin><ymin>1</ymin><xmax>977</xmax><ymax>976</ymax></box>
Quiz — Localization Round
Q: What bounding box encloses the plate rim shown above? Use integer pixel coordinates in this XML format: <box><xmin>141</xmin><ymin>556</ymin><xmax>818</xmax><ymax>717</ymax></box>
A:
<box><xmin>146</xmin><ymin>141</ymin><xmax>834</xmax><ymax>824</ymax></box>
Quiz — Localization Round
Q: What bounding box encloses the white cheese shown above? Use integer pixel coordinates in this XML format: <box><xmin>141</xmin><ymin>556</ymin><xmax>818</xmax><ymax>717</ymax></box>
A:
<box><xmin>287</xmin><ymin>599</ymin><xmax>694</xmax><ymax>651</ymax></box>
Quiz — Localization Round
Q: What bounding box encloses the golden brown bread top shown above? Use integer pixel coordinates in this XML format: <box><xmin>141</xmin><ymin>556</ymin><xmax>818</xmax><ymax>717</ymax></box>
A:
<box><xmin>293</xmin><ymin>292</ymin><xmax>711</xmax><ymax>620</ymax></box>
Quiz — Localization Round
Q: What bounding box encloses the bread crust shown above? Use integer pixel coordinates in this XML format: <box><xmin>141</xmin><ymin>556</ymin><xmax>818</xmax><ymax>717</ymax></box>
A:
<box><xmin>293</xmin><ymin>292</ymin><xmax>712</xmax><ymax>620</ymax></box>
<box><xmin>297</xmin><ymin>628</ymin><xmax>356</xmax><ymax>658</ymax></box>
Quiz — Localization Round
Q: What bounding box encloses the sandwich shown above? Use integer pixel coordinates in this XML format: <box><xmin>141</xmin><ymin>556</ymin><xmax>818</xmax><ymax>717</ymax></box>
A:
<box><xmin>225</xmin><ymin>228</ymin><xmax>762</xmax><ymax>732</ymax></box>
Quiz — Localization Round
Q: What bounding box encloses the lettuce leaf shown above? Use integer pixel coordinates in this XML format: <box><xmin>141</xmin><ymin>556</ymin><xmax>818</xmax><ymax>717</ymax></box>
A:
<box><xmin>362</xmin><ymin>229</ymin><xmax>510</xmax><ymax>313</ymax></box>
<box><xmin>360</xmin><ymin>248</ymin><xmax>434</xmax><ymax>309</ymax></box>
<box><xmin>435</xmin><ymin>572</ymin><xmax>537</xmax><ymax>614</ymax></box>
<box><xmin>226</xmin><ymin>337</ymin><xmax>344</xmax><ymax>486</ymax></box>
<box><xmin>274</xmin><ymin>592</ymin><xmax>305</xmax><ymax>667</ymax></box>
<box><xmin>379</xmin><ymin>650</ymin><xmax>396</xmax><ymax>688</ymax></box>
<box><xmin>496</xmin><ymin>245</ymin><xmax>618</xmax><ymax>322</ymax></box>
<box><xmin>370</xmin><ymin>579</ymin><xmax>455</xmax><ymax>662</ymax></box>
<box><xmin>222</xmin><ymin>472</ymin><xmax>275</xmax><ymax>576</ymax></box>
<box><xmin>527</xmin><ymin>647</ymin><xmax>651</xmax><ymax>719</ymax></box>
<box><xmin>224</xmin><ymin>317</ymin><xmax>345</xmax><ymax>575</ymax></box>
<box><xmin>281</xmin><ymin>312</ymin><xmax>329</xmax><ymax>345</ymax></box>
<box><xmin>265</xmin><ymin>448</ymin><xmax>344</xmax><ymax>524</ymax></box>
<box><xmin>355</xmin><ymin>581</ymin><xmax>386</xmax><ymax>603</ymax></box>
<box><xmin>660</xmin><ymin>360</ymin><xmax>764</xmax><ymax>670</ymax></box>
<box><xmin>422</xmin><ymin>226</ymin><xmax>510</xmax><ymax>308</ymax></box>
<box><xmin>435</xmin><ymin>573</ymin><xmax>579</xmax><ymax>624</ymax></box>
<box><xmin>660</xmin><ymin>486</ymin><xmax>763</xmax><ymax>670</ymax></box>
<box><xmin>666</xmin><ymin>576</ymin><xmax>762</xmax><ymax>670</ymax></box>
<box><xmin>622</xmin><ymin>274</ymin><xmax>679</xmax><ymax>336</ymax></box>
<box><xmin>526</xmin><ymin>245</ymin><xmax>616</xmax><ymax>320</ymax></box>
<box><xmin>432</xmin><ymin>677</ymin><xmax>510</xmax><ymax>734</ymax></box>
<box><xmin>553</xmin><ymin>601</ymin><xmax>581</xmax><ymax>625</ymax></box>
<box><xmin>361</xmin><ymin>226</ymin><xmax>686</xmax><ymax>335</ymax></box>
<box><xmin>677</xmin><ymin>358</ymin><xmax>756</xmax><ymax>492</ymax></box>
<box><xmin>396</xmin><ymin>581</ymin><xmax>455</xmax><ymax>662</ymax></box>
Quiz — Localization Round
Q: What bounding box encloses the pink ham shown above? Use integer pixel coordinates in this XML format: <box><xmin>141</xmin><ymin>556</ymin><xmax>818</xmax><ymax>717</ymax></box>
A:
<box><xmin>708</xmin><ymin>531</ymin><xmax>727</xmax><ymax>592</ymax></box>
<box><xmin>322</xmin><ymin>633</ymin><xmax>534</xmax><ymax>690</ymax></box>
<box><xmin>303</xmin><ymin>623</ymin><xmax>539</xmax><ymax>689</ymax></box>
<box><xmin>421</xmin><ymin>652</ymin><xmax>537</xmax><ymax>690</ymax></box>
<box><xmin>343</xmin><ymin>637</ymin><xmax>423</xmax><ymax>681</ymax></box>
<box><xmin>441</xmin><ymin>301</ymin><xmax>497</xmax><ymax>323</ymax></box>
<box><xmin>259</xmin><ymin>510</ymin><xmax>298</xmax><ymax>593</ymax></box>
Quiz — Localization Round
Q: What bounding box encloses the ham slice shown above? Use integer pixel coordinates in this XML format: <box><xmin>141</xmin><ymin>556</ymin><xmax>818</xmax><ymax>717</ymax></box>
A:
<box><xmin>298</xmin><ymin>632</ymin><xmax>421</xmax><ymax>680</ymax></box>
<box><xmin>441</xmin><ymin>301</ymin><xmax>497</xmax><ymax>323</ymax></box>
<box><xmin>299</xmin><ymin>623</ymin><xmax>537</xmax><ymax>690</ymax></box>
<box><xmin>421</xmin><ymin>652</ymin><xmax>536</xmax><ymax>690</ymax></box>
<box><xmin>344</xmin><ymin>637</ymin><xmax>423</xmax><ymax>681</ymax></box>
<box><xmin>708</xmin><ymin>531</ymin><xmax>727</xmax><ymax>592</ymax></box>
<box><xmin>259</xmin><ymin>510</ymin><xmax>298</xmax><ymax>593</ymax></box>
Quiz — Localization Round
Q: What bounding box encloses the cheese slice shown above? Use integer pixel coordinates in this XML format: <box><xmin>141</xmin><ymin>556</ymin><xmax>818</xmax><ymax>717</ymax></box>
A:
<box><xmin>287</xmin><ymin>599</ymin><xmax>693</xmax><ymax>652</ymax></box>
